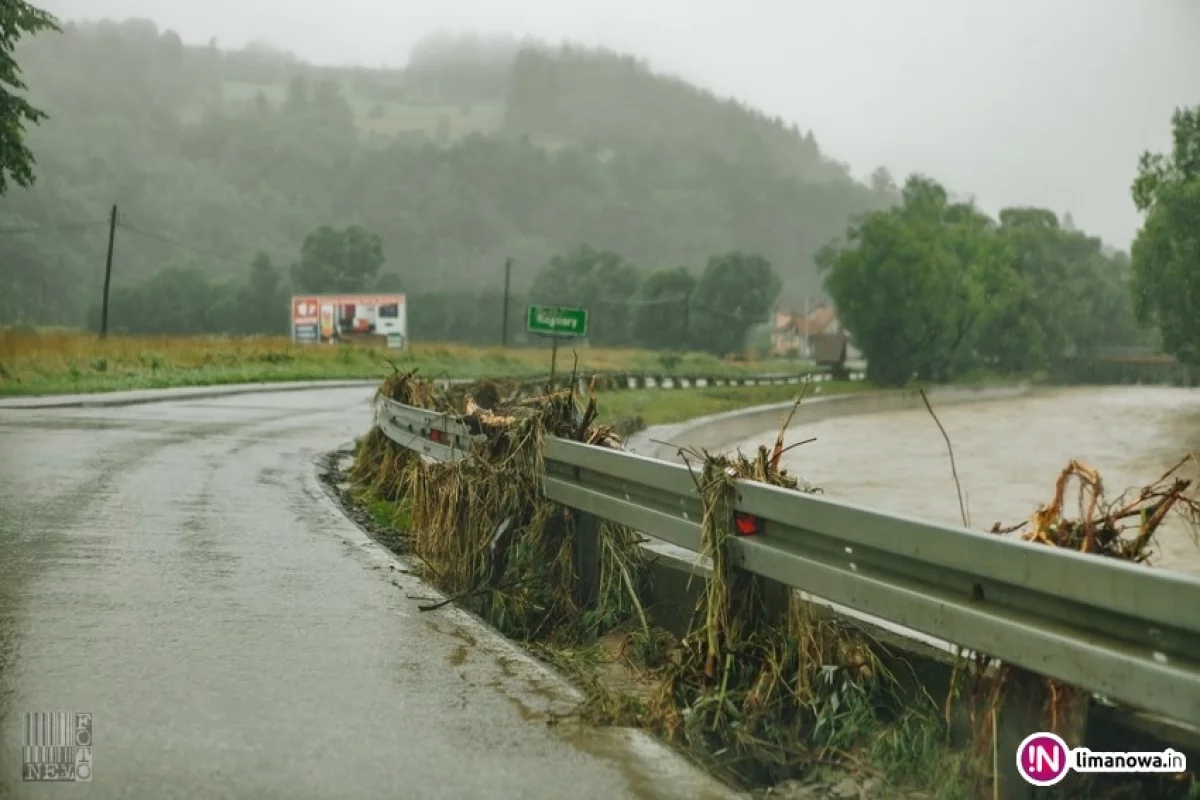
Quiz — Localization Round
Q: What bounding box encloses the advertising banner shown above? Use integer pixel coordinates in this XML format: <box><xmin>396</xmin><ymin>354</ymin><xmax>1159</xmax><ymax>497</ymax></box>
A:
<box><xmin>290</xmin><ymin>294</ymin><xmax>406</xmax><ymax>348</ymax></box>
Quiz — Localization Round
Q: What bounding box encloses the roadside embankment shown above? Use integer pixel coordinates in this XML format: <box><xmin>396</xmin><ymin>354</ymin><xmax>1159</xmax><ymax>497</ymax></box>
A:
<box><xmin>338</xmin><ymin>374</ymin><xmax>1020</xmax><ymax>799</ymax></box>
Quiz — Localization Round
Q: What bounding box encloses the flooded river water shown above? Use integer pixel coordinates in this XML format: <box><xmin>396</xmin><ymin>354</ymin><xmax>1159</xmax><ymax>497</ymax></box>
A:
<box><xmin>731</xmin><ymin>386</ymin><xmax>1200</xmax><ymax>576</ymax></box>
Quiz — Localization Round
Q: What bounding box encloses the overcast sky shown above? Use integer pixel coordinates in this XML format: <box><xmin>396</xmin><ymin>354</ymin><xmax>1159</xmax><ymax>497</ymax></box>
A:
<box><xmin>37</xmin><ymin>0</ymin><xmax>1200</xmax><ymax>249</ymax></box>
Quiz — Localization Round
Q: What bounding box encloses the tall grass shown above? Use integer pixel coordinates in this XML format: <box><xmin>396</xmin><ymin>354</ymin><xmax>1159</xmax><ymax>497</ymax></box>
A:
<box><xmin>0</xmin><ymin>329</ymin><xmax>805</xmax><ymax>397</ymax></box>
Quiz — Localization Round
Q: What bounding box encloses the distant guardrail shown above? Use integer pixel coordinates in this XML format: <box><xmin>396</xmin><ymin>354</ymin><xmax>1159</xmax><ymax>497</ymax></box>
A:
<box><xmin>372</xmin><ymin>393</ymin><xmax>1200</xmax><ymax>731</ymax></box>
<box><xmin>425</xmin><ymin>365</ymin><xmax>866</xmax><ymax>394</ymax></box>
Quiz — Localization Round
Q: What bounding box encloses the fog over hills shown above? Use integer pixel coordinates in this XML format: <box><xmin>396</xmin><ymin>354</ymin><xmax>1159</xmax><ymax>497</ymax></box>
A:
<box><xmin>36</xmin><ymin>0</ymin><xmax>1200</xmax><ymax>249</ymax></box>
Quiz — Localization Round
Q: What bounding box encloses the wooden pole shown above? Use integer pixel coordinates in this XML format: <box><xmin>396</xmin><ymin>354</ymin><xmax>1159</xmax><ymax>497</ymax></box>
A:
<box><xmin>100</xmin><ymin>204</ymin><xmax>117</xmax><ymax>338</ymax></box>
<box><xmin>501</xmin><ymin>257</ymin><xmax>512</xmax><ymax>347</ymax></box>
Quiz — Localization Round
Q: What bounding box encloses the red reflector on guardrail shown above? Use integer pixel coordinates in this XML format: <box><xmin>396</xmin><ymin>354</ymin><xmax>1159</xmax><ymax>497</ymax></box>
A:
<box><xmin>733</xmin><ymin>512</ymin><xmax>761</xmax><ymax>536</ymax></box>
<box><xmin>428</xmin><ymin>430</ymin><xmax>442</xmax><ymax>443</ymax></box>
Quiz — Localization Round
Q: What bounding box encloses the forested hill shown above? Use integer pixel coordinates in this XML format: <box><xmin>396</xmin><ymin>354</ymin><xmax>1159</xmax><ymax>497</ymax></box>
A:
<box><xmin>2</xmin><ymin>20</ymin><xmax>900</xmax><ymax>328</ymax></box>
<box><xmin>504</xmin><ymin>47</ymin><xmax>851</xmax><ymax>186</ymax></box>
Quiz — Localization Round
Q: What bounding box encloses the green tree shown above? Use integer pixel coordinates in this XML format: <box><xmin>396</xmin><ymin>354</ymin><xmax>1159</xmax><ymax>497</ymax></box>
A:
<box><xmin>690</xmin><ymin>251</ymin><xmax>781</xmax><ymax>357</ymax></box>
<box><xmin>819</xmin><ymin>176</ymin><xmax>997</xmax><ymax>385</ymax></box>
<box><xmin>240</xmin><ymin>251</ymin><xmax>286</xmax><ymax>333</ymax></box>
<box><xmin>90</xmin><ymin>263</ymin><xmax>238</xmax><ymax>335</ymax></box>
<box><xmin>290</xmin><ymin>224</ymin><xmax>385</xmax><ymax>293</ymax></box>
<box><xmin>633</xmin><ymin>266</ymin><xmax>695</xmax><ymax>350</ymax></box>
<box><xmin>999</xmin><ymin>207</ymin><xmax>1148</xmax><ymax>365</ymax></box>
<box><xmin>821</xmin><ymin>173</ymin><xmax>1145</xmax><ymax>385</ymax></box>
<box><xmin>529</xmin><ymin>245</ymin><xmax>642</xmax><ymax>346</ymax></box>
<box><xmin>1130</xmin><ymin>106</ymin><xmax>1200</xmax><ymax>365</ymax></box>
<box><xmin>0</xmin><ymin>1</ymin><xmax>59</xmax><ymax>194</ymax></box>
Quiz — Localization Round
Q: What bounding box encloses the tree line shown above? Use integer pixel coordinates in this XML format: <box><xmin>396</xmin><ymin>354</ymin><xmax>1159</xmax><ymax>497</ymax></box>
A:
<box><xmin>818</xmin><ymin>177</ymin><xmax>1151</xmax><ymax>385</ymax></box>
<box><xmin>816</xmin><ymin>105</ymin><xmax>1200</xmax><ymax>385</ymax></box>
<box><xmin>85</xmin><ymin>221</ymin><xmax>783</xmax><ymax>357</ymax></box>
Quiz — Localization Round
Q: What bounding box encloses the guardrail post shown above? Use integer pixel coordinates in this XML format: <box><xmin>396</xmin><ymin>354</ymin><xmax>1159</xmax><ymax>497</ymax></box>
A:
<box><xmin>573</xmin><ymin>509</ymin><xmax>602</xmax><ymax>609</ymax></box>
<box><xmin>990</xmin><ymin>669</ymin><xmax>1089</xmax><ymax>799</ymax></box>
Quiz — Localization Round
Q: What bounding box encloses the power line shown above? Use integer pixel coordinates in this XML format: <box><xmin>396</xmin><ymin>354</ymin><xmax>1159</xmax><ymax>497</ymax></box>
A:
<box><xmin>117</xmin><ymin>219</ymin><xmax>289</xmax><ymax>269</ymax></box>
<box><xmin>593</xmin><ymin>293</ymin><xmax>689</xmax><ymax>307</ymax></box>
<box><xmin>0</xmin><ymin>221</ymin><xmax>108</xmax><ymax>236</ymax></box>
<box><xmin>692</xmin><ymin>298</ymin><xmax>769</xmax><ymax>324</ymax></box>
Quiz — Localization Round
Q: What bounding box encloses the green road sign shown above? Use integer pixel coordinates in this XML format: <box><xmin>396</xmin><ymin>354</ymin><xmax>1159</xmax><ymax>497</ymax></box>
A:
<box><xmin>525</xmin><ymin>304</ymin><xmax>588</xmax><ymax>337</ymax></box>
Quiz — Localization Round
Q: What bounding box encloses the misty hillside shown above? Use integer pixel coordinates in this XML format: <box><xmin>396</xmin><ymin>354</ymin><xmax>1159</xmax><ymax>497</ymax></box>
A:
<box><xmin>2</xmin><ymin>19</ymin><xmax>899</xmax><ymax>328</ymax></box>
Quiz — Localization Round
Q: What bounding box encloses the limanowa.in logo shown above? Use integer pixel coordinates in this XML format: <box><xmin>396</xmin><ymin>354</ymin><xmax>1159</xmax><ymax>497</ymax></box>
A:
<box><xmin>1017</xmin><ymin>732</ymin><xmax>1188</xmax><ymax>787</ymax></box>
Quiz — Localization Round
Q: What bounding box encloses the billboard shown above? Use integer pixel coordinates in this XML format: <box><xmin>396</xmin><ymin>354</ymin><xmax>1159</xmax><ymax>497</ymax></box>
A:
<box><xmin>291</xmin><ymin>294</ymin><xmax>407</xmax><ymax>348</ymax></box>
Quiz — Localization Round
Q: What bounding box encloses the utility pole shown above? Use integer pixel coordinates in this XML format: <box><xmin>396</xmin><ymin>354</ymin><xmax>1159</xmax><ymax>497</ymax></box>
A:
<box><xmin>501</xmin><ymin>257</ymin><xmax>512</xmax><ymax>347</ymax></box>
<box><xmin>100</xmin><ymin>204</ymin><xmax>117</xmax><ymax>339</ymax></box>
<box><xmin>803</xmin><ymin>294</ymin><xmax>811</xmax><ymax>359</ymax></box>
<box><xmin>681</xmin><ymin>286</ymin><xmax>692</xmax><ymax>350</ymax></box>
<box><xmin>40</xmin><ymin>268</ymin><xmax>50</xmax><ymax>327</ymax></box>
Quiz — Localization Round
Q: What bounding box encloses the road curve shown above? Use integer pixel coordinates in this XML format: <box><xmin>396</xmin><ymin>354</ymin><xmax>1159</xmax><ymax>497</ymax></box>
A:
<box><xmin>0</xmin><ymin>386</ymin><xmax>734</xmax><ymax>800</ymax></box>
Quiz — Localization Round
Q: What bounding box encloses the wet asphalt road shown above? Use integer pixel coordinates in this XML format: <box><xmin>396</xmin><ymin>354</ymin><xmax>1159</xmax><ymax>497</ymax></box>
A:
<box><xmin>0</xmin><ymin>387</ymin><xmax>733</xmax><ymax>800</ymax></box>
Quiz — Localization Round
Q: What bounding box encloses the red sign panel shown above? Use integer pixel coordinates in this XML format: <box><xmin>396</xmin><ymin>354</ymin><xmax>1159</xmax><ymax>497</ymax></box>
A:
<box><xmin>293</xmin><ymin>296</ymin><xmax>320</xmax><ymax>324</ymax></box>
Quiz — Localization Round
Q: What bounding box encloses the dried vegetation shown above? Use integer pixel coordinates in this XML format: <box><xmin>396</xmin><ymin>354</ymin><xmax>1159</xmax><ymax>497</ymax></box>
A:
<box><xmin>349</xmin><ymin>371</ymin><xmax>1199</xmax><ymax>799</ymax></box>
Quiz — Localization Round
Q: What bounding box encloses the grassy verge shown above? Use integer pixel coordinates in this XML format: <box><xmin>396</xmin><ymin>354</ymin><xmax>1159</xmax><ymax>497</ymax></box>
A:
<box><xmin>0</xmin><ymin>328</ymin><xmax>811</xmax><ymax>397</ymax></box>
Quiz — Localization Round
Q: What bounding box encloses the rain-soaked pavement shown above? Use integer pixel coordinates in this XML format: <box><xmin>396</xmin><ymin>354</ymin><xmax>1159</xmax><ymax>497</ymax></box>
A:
<box><xmin>0</xmin><ymin>386</ymin><xmax>735</xmax><ymax>800</ymax></box>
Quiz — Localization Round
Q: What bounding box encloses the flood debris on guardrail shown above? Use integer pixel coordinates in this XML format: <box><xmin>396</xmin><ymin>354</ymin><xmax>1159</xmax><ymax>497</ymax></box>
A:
<box><xmin>345</xmin><ymin>369</ymin><xmax>1199</xmax><ymax>799</ymax></box>
<box><xmin>990</xmin><ymin>455</ymin><xmax>1200</xmax><ymax>558</ymax></box>
<box><xmin>650</xmin><ymin>436</ymin><xmax>912</xmax><ymax>788</ymax></box>
<box><xmin>346</xmin><ymin>369</ymin><xmax>971</xmax><ymax>796</ymax></box>
<box><xmin>949</xmin><ymin>454</ymin><xmax>1200</xmax><ymax>795</ymax></box>
<box><xmin>354</xmin><ymin>367</ymin><xmax>644</xmax><ymax>640</ymax></box>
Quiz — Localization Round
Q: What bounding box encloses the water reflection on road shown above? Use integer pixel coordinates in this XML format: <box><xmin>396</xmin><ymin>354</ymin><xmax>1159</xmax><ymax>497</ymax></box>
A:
<box><xmin>732</xmin><ymin>386</ymin><xmax>1200</xmax><ymax>575</ymax></box>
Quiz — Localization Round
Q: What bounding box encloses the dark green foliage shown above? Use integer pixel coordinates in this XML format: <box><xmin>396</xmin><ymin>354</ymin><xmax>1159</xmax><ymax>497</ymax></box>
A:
<box><xmin>0</xmin><ymin>1</ymin><xmax>59</xmax><ymax>194</ymax></box>
<box><xmin>290</xmin><ymin>224</ymin><xmax>384</xmax><ymax>293</ymax></box>
<box><xmin>86</xmin><ymin>253</ymin><xmax>288</xmax><ymax>336</ymax></box>
<box><xmin>818</xmin><ymin>175</ymin><xmax>1150</xmax><ymax>387</ymax></box>
<box><xmin>1130</xmin><ymin>106</ymin><xmax>1200</xmax><ymax>366</ymax></box>
<box><xmin>529</xmin><ymin>246</ymin><xmax>643</xmax><ymax>347</ymax></box>
<box><xmin>633</xmin><ymin>266</ymin><xmax>695</xmax><ymax>351</ymax></box>
<box><xmin>505</xmin><ymin>46</ymin><xmax>849</xmax><ymax>184</ymax></box>
<box><xmin>690</xmin><ymin>252</ymin><xmax>782</xmax><ymax>357</ymax></box>
<box><xmin>408</xmin><ymin>289</ymin><xmax>530</xmax><ymax>345</ymax></box>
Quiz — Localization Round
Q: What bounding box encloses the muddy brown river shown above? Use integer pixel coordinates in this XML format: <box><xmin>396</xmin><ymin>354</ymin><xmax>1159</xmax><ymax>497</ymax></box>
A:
<box><xmin>732</xmin><ymin>386</ymin><xmax>1200</xmax><ymax>576</ymax></box>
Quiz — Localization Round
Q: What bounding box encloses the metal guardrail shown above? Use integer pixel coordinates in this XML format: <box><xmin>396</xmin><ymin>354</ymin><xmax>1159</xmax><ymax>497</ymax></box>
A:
<box><xmin>376</xmin><ymin>399</ymin><xmax>483</xmax><ymax>462</ymax></box>
<box><xmin>374</xmin><ymin>396</ymin><xmax>1200</xmax><ymax>730</ymax></box>
<box><xmin>424</xmin><ymin>366</ymin><xmax>867</xmax><ymax>394</ymax></box>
